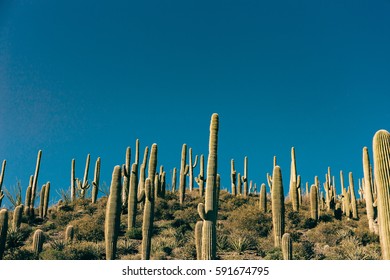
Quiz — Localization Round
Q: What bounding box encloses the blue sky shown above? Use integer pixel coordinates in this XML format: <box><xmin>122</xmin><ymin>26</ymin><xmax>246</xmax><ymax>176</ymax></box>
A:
<box><xmin>1</xmin><ymin>0</ymin><xmax>390</xmax><ymax>206</ymax></box>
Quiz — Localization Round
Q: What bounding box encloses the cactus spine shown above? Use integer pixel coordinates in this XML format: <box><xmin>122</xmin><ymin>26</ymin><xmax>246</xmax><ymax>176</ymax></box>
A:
<box><xmin>373</xmin><ymin>130</ymin><xmax>390</xmax><ymax>259</ymax></box>
<box><xmin>179</xmin><ymin>144</ymin><xmax>189</xmax><ymax>204</ymax></box>
<box><xmin>289</xmin><ymin>147</ymin><xmax>300</xmax><ymax>211</ymax></box>
<box><xmin>188</xmin><ymin>148</ymin><xmax>198</xmax><ymax>191</ymax></box>
<box><xmin>32</xmin><ymin>229</ymin><xmax>44</xmax><ymax>257</ymax></box>
<box><xmin>197</xmin><ymin>113</ymin><xmax>219</xmax><ymax>260</ymax></box>
<box><xmin>271</xmin><ymin>165</ymin><xmax>285</xmax><ymax>247</ymax></box>
<box><xmin>282</xmin><ymin>233</ymin><xmax>292</xmax><ymax>260</ymax></box>
<box><xmin>128</xmin><ymin>163</ymin><xmax>138</xmax><ymax>230</ymax></box>
<box><xmin>92</xmin><ymin>157</ymin><xmax>101</xmax><ymax>204</ymax></box>
<box><xmin>363</xmin><ymin>147</ymin><xmax>376</xmax><ymax>232</ymax></box>
<box><xmin>259</xmin><ymin>183</ymin><xmax>267</xmax><ymax>212</ymax></box>
<box><xmin>0</xmin><ymin>160</ymin><xmax>5</xmax><ymax>207</ymax></box>
<box><xmin>310</xmin><ymin>184</ymin><xmax>318</xmax><ymax>220</ymax></box>
<box><xmin>105</xmin><ymin>165</ymin><xmax>122</xmax><ymax>260</ymax></box>
<box><xmin>0</xmin><ymin>209</ymin><xmax>8</xmax><ymax>260</ymax></box>
<box><xmin>195</xmin><ymin>154</ymin><xmax>205</xmax><ymax>196</ymax></box>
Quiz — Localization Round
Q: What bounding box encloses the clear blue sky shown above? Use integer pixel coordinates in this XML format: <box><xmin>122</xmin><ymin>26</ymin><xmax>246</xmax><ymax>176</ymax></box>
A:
<box><xmin>1</xmin><ymin>0</ymin><xmax>390</xmax><ymax>207</ymax></box>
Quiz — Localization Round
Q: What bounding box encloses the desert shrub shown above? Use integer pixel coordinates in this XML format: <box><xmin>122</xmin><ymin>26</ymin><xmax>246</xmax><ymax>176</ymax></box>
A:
<box><xmin>73</xmin><ymin>211</ymin><xmax>105</xmax><ymax>242</ymax></box>
<box><xmin>225</xmin><ymin>204</ymin><xmax>271</xmax><ymax>238</ymax></box>
<box><xmin>155</xmin><ymin>199</ymin><xmax>174</xmax><ymax>220</ymax></box>
<box><xmin>222</xmin><ymin>196</ymin><xmax>248</xmax><ymax>212</ymax></box>
<box><xmin>5</xmin><ymin>228</ymin><xmax>25</xmax><ymax>253</ymax></box>
<box><xmin>263</xmin><ymin>247</ymin><xmax>283</xmax><ymax>260</ymax></box>
<box><xmin>173</xmin><ymin>207</ymin><xmax>198</xmax><ymax>225</ymax></box>
<box><xmin>51</xmin><ymin>209</ymin><xmax>78</xmax><ymax>227</ymax></box>
<box><xmin>303</xmin><ymin>218</ymin><xmax>317</xmax><ymax>229</ymax></box>
<box><xmin>331</xmin><ymin>236</ymin><xmax>381</xmax><ymax>260</ymax></box>
<box><xmin>318</xmin><ymin>213</ymin><xmax>333</xmax><ymax>223</ymax></box>
<box><xmin>228</xmin><ymin>232</ymin><xmax>253</xmax><ymax>254</ymax></box>
<box><xmin>117</xmin><ymin>239</ymin><xmax>139</xmax><ymax>256</ymax></box>
<box><xmin>126</xmin><ymin>228</ymin><xmax>142</xmax><ymax>240</ymax></box>
<box><xmin>3</xmin><ymin>248</ymin><xmax>35</xmax><ymax>260</ymax></box>
<box><xmin>287</xmin><ymin>211</ymin><xmax>302</xmax><ymax>228</ymax></box>
<box><xmin>293</xmin><ymin>240</ymin><xmax>315</xmax><ymax>260</ymax></box>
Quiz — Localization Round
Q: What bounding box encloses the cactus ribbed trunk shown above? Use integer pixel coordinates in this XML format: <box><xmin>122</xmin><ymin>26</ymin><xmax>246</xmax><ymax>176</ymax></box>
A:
<box><xmin>188</xmin><ymin>148</ymin><xmax>198</xmax><ymax>192</ymax></box>
<box><xmin>310</xmin><ymin>184</ymin><xmax>318</xmax><ymax>220</ymax></box>
<box><xmin>289</xmin><ymin>147</ymin><xmax>300</xmax><ymax>211</ymax></box>
<box><xmin>259</xmin><ymin>183</ymin><xmax>267</xmax><ymax>212</ymax></box>
<box><xmin>271</xmin><ymin>165</ymin><xmax>285</xmax><ymax>247</ymax></box>
<box><xmin>195</xmin><ymin>154</ymin><xmax>205</xmax><ymax>196</ymax></box>
<box><xmin>32</xmin><ymin>229</ymin><xmax>44</xmax><ymax>257</ymax></box>
<box><xmin>363</xmin><ymin>147</ymin><xmax>376</xmax><ymax>232</ymax></box>
<box><xmin>13</xmin><ymin>204</ymin><xmax>24</xmax><ymax>230</ymax></box>
<box><xmin>194</xmin><ymin>220</ymin><xmax>203</xmax><ymax>260</ymax></box>
<box><xmin>349</xmin><ymin>172</ymin><xmax>358</xmax><ymax>219</ymax></box>
<box><xmin>30</xmin><ymin>150</ymin><xmax>42</xmax><ymax>215</ymax></box>
<box><xmin>242</xmin><ymin>156</ymin><xmax>248</xmax><ymax>198</ymax></box>
<box><xmin>65</xmin><ymin>225</ymin><xmax>74</xmax><ymax>243</ymax></box>
<box><xmin>105</xmin><ymin>165</ymin><xmax>122</xmax><ymax>260</ymax></box>
<box><xmin>122</xmin><ymin>147</ymin><xmax>131</xmax><ymax>208</ymax></box>
<box><xmin>230</xmin><ymin>159</ymin><xmax>236</xmax><ymax>196</ymax></box>
<box><xmin>0</xmin><ymin>160</ymin><xmax>5</xmax><ymax>208</ymax></box>
<box><xmin>197</xmin><ymin>113</ymin><xmax>219</xmax><ymax>260</ymax></box>
<box><xmin>71</xmin><ymin>159</ymin><xmax>76</xmax><ymax>202</ymax></box>
<box><xmin>128</xmin><ymin>163</ymin><xmax>139</xmax><ymax>230</ymax></box>
<box><xmin>92</xmin><ymin>157</ymin><xmax>101</xmax><ymax>204</ymax></box>
<box><xmin>43</xmin><ymin>182</ymin><xmax>50</xmax><ymax>218</ymax></box>
<box><xmin>373</xmin><ymin>129</ymin><xmax>390</xmax><ymax>259</ymax></box>
<box><xmin>0</xmin><ymin>209</ymin><xmax>8</xmax><ymax>260</ymax></box>
<box><xmin>179</xmin><ymin>144</ymin><xmax>189</xmax><ymax>204</ymax></box>
<box><xmin>142</xmin><ymin>178</ymin><xmax>154</xmax><ymax>260</ymax></box>
<box><xmin>171</xmin><ymin>167</ymin><xmax>177</xmax><ymax>193</ymax></box>
<box><xmin>282</xmin><ymin>233</ymin><xmax>292</xmax><ymax>260</ymax></box>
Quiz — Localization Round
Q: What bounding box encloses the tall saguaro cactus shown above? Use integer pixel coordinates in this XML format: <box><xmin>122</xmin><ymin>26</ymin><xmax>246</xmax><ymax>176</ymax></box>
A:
<box><xmin>179</xmin><ymin>144</ymin><xmax>189</xmax><ymax>204</ymax></box>
<box><xmin>71</xmin><ymin>159</ymin><xmax>76</xmax><ymax>202</ymax></box>
<box><xmin>32</xmin><ymin>229</ymin><xmax>44</xmax><ymax>257</ymax></box>
<box><xmin>373</xmin><ymin>129</ymin><xmax>390</xmax><ymax>259</ymax></box>
<box><xmin>271</xmin><ymin>165</ymin><xmax>285</xmax><ymax>247</ymax></box>
<box><xmin>188</xmin><ymin>148</ymin><xmax>198</xmax><ymax>191</ymax></box>
<box><xmin>230</xmin><ymin>159</ymin><xmax>236</xmax><ymax>196</ymax></box>
<box><xmin>92</xmin><ymin>157</ymin><xmax>101</xmax><ymax>204</ymax></box>
<box><xmin>142</xmin><ymin>178</ymin><xmax>154</xmax><ymax>260</ymax></box>
<box><xmin>30</xmin><ymin>150</ymin><xmax>42</xmax><ymax>215</ymax></box>
<box><xmin>0</xmin><ymin>209</ymin><xmax>8</xmax><ymax>260</ymax></box>
<box><xmin>105</xmin><ymin>165</ymin><xmax>122</xmax><ymax>260</ymax></box>
<box><xmin>363</xmin><ymin>147</ymin><xmax>376</xmax><ymax>232</ymax></box>
<box><xmin>0</xmin><ymin>160</ymin><xmax>6</xmax><ymax>207</ymax></box>
<box><xmin>349</xmin><ymin>172</ymin><xmax>358</xmax><ymax>219</ymax></box>
<box><xmin>171</xmin><ymin>167</ymin><xmax>177</xmax><ymax>193</ymax></box>
<box><xmin>259</xmin><ymin>183</ymin><xmax>267</xmax><ymax>212</ymax></box>
<box><xmin>289</xmin><ymin>147</ymin><xmax>300</xmax><ymax>211</ymax></box>
<box><xmin>197</xmin><ymin>113</ymin><xmax>219</xmax><ymax>260</ymax></box>
<box><xmin>128</xmin><ymin>163</ymin><xmax>139</xmax><ymax>230</ymax></box>
<box><xmin>195</xmin><ymin>154</ymin><xmax>205</xmax><ymax>196</ymax></box>
<box><xmin>310</xmin><ymin>184</ymin><xmax>318</xmax><ymax>221</ymax></box>
<box><xmin>242</xmin><ymin>156</ymin><xmax>248</xmax><ymax>198</ymax></box>
<box><xmin>122</xmin><ymin>147</ymin><xmax>131</xmax><ymax>208</ymax></box>
<box><xmin>282</xmin><ymin>233</ymin><xmax>292</xmax><ymax>260</ymax></box>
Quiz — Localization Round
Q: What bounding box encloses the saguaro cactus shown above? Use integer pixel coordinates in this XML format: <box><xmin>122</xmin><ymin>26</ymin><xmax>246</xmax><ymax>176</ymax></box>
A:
<box><xmin>43</xmin><ymin>182</ymin><xmax>50</xmax><ymax>218</ymax></box>
<box><xmin>71</xmin><ymin>159</ymin><xmax>76</xmax><ymax>202</ymax></box>
<box><xmin>122</xmin><ymin>147</ymin><xmax>131</xmax><ymax>208</ymax></box>
<box><xmin>259</xmin><ymin>183</ymin><xmax>267</xmax><ymax>212</ymax></box>
<box><xmin>0</xmin><ymin>160</ymin><xmax>5</xmax><ymax>207</ymax></box>
<box><xmin>128</xmin><ymin>163</ymin><xmax>139</xmax><ymax>230</ymax></box>
<box><xmin>197</xmin><ymin>113</ymin><xmax>219</xmax><ymax>260</ymax></box>
<box><xmin>105</xmin><ymin>165</ymin><xmax>122</xmax><ymax>260</ymax></box>
<box><xmin>30</xmin><ymin>150</ymin><xmax>42</xmax><ymax>215</ymax></box>
<box><xmin>194</xmin><ymin>220</ymin><xmax>203</xmax><ymax>260</ymax></box>
<box><xmin>39</xmin><ymin>184</ymin><xmax>46</xmax><ymax>218</ymax></box>
<box><xmin>92</xmin><ymin>157</ymin><xmax>101</xmax><ymax>204</ymax></box>
<box><xmin>310</xmin><ymin>184</ymin><xmax>318</xmax><ymax>221</ymax></box>
<box><xmin>65</xmin><ymin>225</ymin><xmax>74</xmax><ymax>243</ymax></box>
<box><xmin>179</xmin><ymin>144</ymin><xmax>189</xmax><ymax>204</ymax></box>
<box><xmin>271</xmin><ymin>165</ymin><xmax>285</xmax><ymax>247</ymax></box>
<box><xmin>242</xmin><ymin>156</ymin><xmax>248</xmax><ymax>198</ymax></box>
<box><xmin>13</xmin><ymin>204</ymin><xmax>24</xmax><ymax>230</ymax></box>
<box><xmin>78</xmin><ymin>154</ymin><xmax>91</xmax><ymax>199</ymax></box>
<box><xmin>282</xmin><ymin>233</ymin><xmax>292</xmax><ymax>260</ymax></box>
<box><xmin>32</xmin><ymin>229</ymin><xmax>44</xmax><ymax>257</ymax></box>
<box><xmin>188</xmin><ymin>148</ymin><xmax>198</xmax><ymax>191</ymax></box>
<box><xmin>195</xmin><ymin>154</ymin><xmax>205</xmax><ymax>196</ymax></box>
<box><xmin>24</xmin><ymin>175</ymin><xmax>33</xmax><ymax>216</ymax></box>
<box><xmin>349</xmin><ymin>172</ymin><xmax>358</xmax><ymax>219</ymax></box>
<box><xmin>230</xmin><ymin>159</ymin><xmax>236</xmax><ymax>196</ymax></box>
<box><xmin>373</xmin><ymin>129</ymin><xmax>390</xmax><ymax>259</ymax></box>
<box><xmin>363</xmin><ymin>147</ymin><xmax>376</xmax><ymax>232</ymax></box>
<box><xmin>171</xmin><ymin>167</ymin><xmax>177</xmax><ymax>193</ymax></box>
<box><xmin>142</xmin><ymin>178</ymin><xmax>154</xmax><ymax>260</ymax></box>
<box><xmin>289</xmin><ymin>147</ymin><xmax>300</xmax><ymax>211</ymax></box>
<box><xmin>0</xmin><ymin>209</ymin><xmax>8</xmax><ymax>260</ymax></box>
